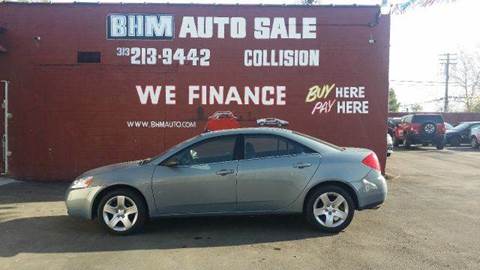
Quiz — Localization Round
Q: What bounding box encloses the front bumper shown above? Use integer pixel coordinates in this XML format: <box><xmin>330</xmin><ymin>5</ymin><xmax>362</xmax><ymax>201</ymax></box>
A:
<box><xmin>352</xmin><ymin>170</ymin><xmax>388</xmax><ymax>210</ymax></box>
<box><xmin>65</xmin><ymin>185</ymin><xmax>103</xmax><ymax>219</ymax></box>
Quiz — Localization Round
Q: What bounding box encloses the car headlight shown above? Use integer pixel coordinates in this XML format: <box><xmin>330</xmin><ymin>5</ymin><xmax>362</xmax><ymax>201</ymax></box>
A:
<box><xmin>71</xmin><ymin>176</ymin><xmax>94</xmax><ymax>189</ymax></box>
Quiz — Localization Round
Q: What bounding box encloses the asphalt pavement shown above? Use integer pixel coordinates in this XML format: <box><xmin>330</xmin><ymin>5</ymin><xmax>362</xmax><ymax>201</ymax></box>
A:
<box><xmin>0</xmin><ymin>146</ymin><xmax>479</xmax><ymax>270</ymax></box>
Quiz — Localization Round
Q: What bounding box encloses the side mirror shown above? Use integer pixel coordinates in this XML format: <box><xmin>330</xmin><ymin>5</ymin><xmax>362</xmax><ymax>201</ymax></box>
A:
<box><xmin>164</xmin><ymin>158</ymin><xmax>180</xmax><ymax>167</ymax></box>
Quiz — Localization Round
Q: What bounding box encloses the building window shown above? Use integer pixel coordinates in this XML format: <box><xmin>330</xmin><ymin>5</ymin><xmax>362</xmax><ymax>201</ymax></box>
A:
<box><xmin>77</xmin><ymin>51</ymin><xmax>101</xmax><ymax>63</ymax></box>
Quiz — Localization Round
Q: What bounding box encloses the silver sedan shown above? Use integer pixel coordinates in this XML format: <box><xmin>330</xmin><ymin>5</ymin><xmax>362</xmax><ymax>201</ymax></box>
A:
<box><xmin>65</xmin><ymin>128</ymin><xmax>387</xmax><ymax>235</ymax></box>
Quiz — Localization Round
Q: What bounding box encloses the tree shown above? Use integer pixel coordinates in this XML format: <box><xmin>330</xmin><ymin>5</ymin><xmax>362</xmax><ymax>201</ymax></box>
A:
<box><xmin>392</xmin><ymin>0</ymin><xmax>457</xmax><ymax>14</ymax></box>
<box><xmin>450</xmin><ymin>50</ymin><xmax>480</xmax><ymax>112</ymax></box>
<box><xmin>472</xmin><ymin>98</ymin><xmax>480</xmax><ymax>113</ymax></box>
<box><xmin>409</xmin><ymin>103</ymin><xmax>423</xmax><ymax>112</ymax></box>
<box><xmin>388</xmin><ymin>88</ymin><xmax>401</xmax><ymax>112</ymax></box>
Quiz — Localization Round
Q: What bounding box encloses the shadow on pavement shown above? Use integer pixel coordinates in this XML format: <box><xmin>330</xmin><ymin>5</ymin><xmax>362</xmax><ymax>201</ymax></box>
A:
<box><xmin>0</xmin><ymin>214</ymin><xmax>332</xmax><ymax>257</ymax></box>
<box><xmin>445</xmin><ymin>146</ymin><xmax>479</xmax><ymax>152</ymax></box>
<box><xmin>0</xmin><ymin>181</ymin><xmax>68</xmax><ymax>204</ymax></box>
<box><xmin>393</xmin><ymin>145</ymin><xmax>478</xmax><ymax>153</ymax></box>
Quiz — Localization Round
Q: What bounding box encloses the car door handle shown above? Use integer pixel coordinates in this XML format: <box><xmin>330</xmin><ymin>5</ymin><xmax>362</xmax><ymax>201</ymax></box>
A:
<box><xmin>293</xmin><ymin>162</ymin><xmax>312</xmax><ymax>169</ymax></box>
<box><xmin>216</xmin><ymin>169</ymin><xmax>235</xmax><ymax>176</ymax></box>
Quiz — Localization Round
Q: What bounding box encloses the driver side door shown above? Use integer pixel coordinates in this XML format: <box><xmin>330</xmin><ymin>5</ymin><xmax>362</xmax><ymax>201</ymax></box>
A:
<box><xmin>151</xmin><ymin>135</ymin><xmax>240</xmax><ymax>214</ymax></box>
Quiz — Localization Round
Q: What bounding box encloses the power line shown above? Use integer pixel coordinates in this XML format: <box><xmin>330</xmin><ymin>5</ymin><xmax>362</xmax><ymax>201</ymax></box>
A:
<box><xmin>391</xmin><ymin>80</ymin><xmax>446</xmax><ymax>84</ymax></box>
<box><xmin>401</xmin><ymin>95</ymin><xmax>466</xmax><ymax>107</ymax></box>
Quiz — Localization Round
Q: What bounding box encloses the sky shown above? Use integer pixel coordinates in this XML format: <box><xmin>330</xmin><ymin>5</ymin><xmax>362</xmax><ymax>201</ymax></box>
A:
<box><xmin>27</xmin><ymin>0</ymin><xmax>480</xmax><ymax>111</ymax></box>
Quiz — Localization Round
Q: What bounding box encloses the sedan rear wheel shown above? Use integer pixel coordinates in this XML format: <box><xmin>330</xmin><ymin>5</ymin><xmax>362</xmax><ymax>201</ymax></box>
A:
<box><xmin>98</xmin><ymin>189</ymin><xmax>147</xmax><ymax>235</ymax></box>
<box><xmin>305</xmin><ymin>186</ymin><xmax>354</xmax><ymax>233</ymax></box>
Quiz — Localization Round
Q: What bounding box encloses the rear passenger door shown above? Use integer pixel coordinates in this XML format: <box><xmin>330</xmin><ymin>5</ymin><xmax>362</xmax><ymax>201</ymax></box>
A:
<box><xmin>236</xmin><ymin>134</ymin><xmax>321</xmax><ymax>211</ymax></box>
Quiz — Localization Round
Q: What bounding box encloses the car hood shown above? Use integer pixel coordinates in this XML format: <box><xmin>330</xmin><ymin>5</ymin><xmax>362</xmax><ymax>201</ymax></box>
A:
<box><xmin>78</xmin><ymin>160</ymin><xmax>142</xmax><ymax>178</ymax></box>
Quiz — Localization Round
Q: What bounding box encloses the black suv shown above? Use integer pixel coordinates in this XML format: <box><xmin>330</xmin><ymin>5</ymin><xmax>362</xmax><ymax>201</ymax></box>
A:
<box><xmin>393</xmin><ymin>114</ymin><xmax>446</xmax><ymax>149</ymax></box>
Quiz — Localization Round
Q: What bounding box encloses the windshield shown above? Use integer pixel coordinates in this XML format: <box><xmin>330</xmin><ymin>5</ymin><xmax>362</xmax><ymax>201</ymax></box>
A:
<box><xmin>143</xmin><ymin>135</ymin><xmax>201</xmax><ymax>164</ymax></box>
<box><xmin>451</xmin><ymin>122</ymin><xmax>470</xmax><ymax>131</ymax></box>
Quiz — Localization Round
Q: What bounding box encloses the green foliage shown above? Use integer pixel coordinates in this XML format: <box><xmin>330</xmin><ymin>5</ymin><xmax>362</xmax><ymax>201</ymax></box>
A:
<box><xmin>409</xmin><ymin>103</ymin><xmax>423</xmax><ymax>112</ymax></box>
<box><xmin>472</xmin><ymin>98</ymin><xmax>480</xmax><ymax>113</ymax></box>
<box><xmin>388</xmin><ymin>88</ymin><xmax>401</xmax><ymax>112</ymax></box>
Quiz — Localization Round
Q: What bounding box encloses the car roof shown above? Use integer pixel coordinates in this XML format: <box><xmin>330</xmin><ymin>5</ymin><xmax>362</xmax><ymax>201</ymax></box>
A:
<box><xmin>459</xmin><ymin>121</ymin><xmax>480</xmax><ymax>124</ymax></box>
<box><xmin>410</xmin><ymin>114</ymin><xmax>442</xmax><ymax>116</ymax></box>
<box><xmin>200</xmin><ymin>127</ymin><xmax>292</xmax><ymax>138</ymax></box>
<box><xmin>150</xmin><ymin>127</ymin><xmax>340</xmax><ymax>165</ymax></box>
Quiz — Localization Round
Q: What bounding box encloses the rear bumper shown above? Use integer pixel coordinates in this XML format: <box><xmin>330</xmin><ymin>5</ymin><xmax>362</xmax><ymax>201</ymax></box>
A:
<box><xmin>408</xmin><ymin>134</ymin><xmax>444</xmax><ymax>144</ymax></box>
<box><xmin>352</xmin><ymin>170</ymin><xmax>388</xmax><ymax>210</ymax></box>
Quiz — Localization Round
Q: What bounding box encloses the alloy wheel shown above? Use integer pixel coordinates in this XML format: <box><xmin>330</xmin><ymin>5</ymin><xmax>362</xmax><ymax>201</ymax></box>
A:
<box><xmin>102</xmin><ymin>195</ymin><xmax>138</xmax><ymax>232</ymax></box>
<box><xmin>424</xmin><ymin>123</ymin><xmax>436</xmax><ymax>134</ymax></box>
<box><xmin>313</xmin><ymin>192</ymin><xmax>349</xmax><ymax>228</ymax></box>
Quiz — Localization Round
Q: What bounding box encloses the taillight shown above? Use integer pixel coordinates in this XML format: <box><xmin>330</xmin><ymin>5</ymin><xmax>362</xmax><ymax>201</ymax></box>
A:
<box><xmin>362</xmin><ymin>152</ymin><xmax>381</xmax><ymax>172</ymax></box>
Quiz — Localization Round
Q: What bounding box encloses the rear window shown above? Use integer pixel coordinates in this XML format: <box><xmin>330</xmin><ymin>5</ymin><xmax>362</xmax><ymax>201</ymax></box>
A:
<box><xmin>412</xmin><ymin>115</ymin><xmax>444</xmax><ymax>123</ymax></box>
<box><xmin>293</xmin><ymin>132</ymin><xmax>344</xmax><ymax>151</ymax></box>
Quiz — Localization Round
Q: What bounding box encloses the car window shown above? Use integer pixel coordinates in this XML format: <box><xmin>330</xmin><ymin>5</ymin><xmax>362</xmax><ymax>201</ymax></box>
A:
<box><xmin>452</xmin><ymin>122</ymin><xmax>470</xmax><ymax>131</ymax></box>
<box><xmin>470</xmin><ymin>124</ymin><xmax>480</xmax><ymax>129</ymax></box>
<box><xmin>293</xmin><ymin>131</ymin><xmax>343</xmax><ymax>151</ymax></box>
<box><xmin>169</xmin><ymin>136</ymin><xmax>237</xmax><ymax>166</ymax></box>
<box><xmin>412</xmin><ymin>115</ymin><xmax>443</xmax><ymax>123</ymax></box>
<box><xmin>244</xmin><ymin>135</ymin><xmax>313</xmax><ymax>159</ymax></box>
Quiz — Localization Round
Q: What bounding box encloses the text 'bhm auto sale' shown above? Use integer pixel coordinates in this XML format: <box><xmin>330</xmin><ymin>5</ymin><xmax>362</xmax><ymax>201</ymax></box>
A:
<box><xmin>109</xmin><ymin>14</ymin><xmax>369</xmax><ymax>115</ymax></box>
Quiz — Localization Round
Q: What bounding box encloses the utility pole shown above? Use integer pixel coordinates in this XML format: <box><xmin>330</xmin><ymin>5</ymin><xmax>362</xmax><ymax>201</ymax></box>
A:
<box><xmin>439</xmin><ymin>53</ymin><xmax>457</xmax><ymax>112</ymax></box>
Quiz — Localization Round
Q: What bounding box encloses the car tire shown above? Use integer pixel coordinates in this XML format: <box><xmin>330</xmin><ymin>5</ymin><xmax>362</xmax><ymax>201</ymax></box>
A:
<box><xmin>436</xmin><ymin>141</ymin><xmax>445</xmax><ymax>150</ymax></box>
<box><xmin>97</xmin><ymin>189</ymin><xmax>147</xmax><ymax>235</ymax></box>
<box><xmin>472</xmin><ymin>137</ymin><xmax>479</xmax><ymax>149</ymax></box>
<box><xmin>305</xmin><ymin>185</ymin><xmax>355</xmax><ymax>233</ymax></box>
<box><xmin>421</xmin><ymin>122</ymin><xmax>437</xmax><ymax>136</ymax></box>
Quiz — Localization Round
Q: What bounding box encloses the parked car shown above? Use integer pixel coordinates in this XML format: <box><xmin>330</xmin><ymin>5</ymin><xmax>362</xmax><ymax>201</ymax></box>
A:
<box><xmin>204</xmin><ymin>111</ymin><xmax>240</xmax><ymax>132</ymax></box>
<box><xmin>387</xmin><ymin>117</ymin><xmax>401</xmax><ymax>138</ymax></box>
<box><xmin>445</xmin><ymin>121</ymin><xmax>480</xmax><ymax>146</ymax></box>
<box><xmin>257</xmin><ymin>117</ymin><xmax>289</xmax><ymax>127</ymax></box>
<box><xmin>387</xmin><ymin>133</ymin><xmax>393</xmax><ymax>157</ymax></box>
<box><xmin>65</xmin><ymin>128</ymin><xmax>387</xmax><ymax>235</ymax></box>
<box><xmin>471</xmin><ymin>125</ymin><xmax>480</xmax><ymax>149</ymax></box>
<box><xmin>393</xmin><ymin>114</ymin><xmax>445</xmax><ymax>149</ymax></box>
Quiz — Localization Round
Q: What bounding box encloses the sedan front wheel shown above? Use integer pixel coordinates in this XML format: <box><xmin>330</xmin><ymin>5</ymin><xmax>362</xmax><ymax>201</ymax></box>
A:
<box><xmin>305</xmin><ymin>186</ymin><xmax>355</xmax><ymax>233</ymax></box>
<box><xmin>97</xmin><ymin>189</ymin><xmax>147</xmax><ymax>235</ymax></box>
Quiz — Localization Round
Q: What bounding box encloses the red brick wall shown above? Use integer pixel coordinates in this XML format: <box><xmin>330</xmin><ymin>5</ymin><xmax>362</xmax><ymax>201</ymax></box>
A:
<box><xmin>0</xmin><ymin>3</ymin><xmax>390</xmax><ymax>180</ymax></box>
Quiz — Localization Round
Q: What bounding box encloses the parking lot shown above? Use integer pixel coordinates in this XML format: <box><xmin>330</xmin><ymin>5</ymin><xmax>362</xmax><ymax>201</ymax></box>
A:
<box><xmin>0</xmin><ymin>147</ymin><xmax>479</xmax><ymax>270</ymax></box>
